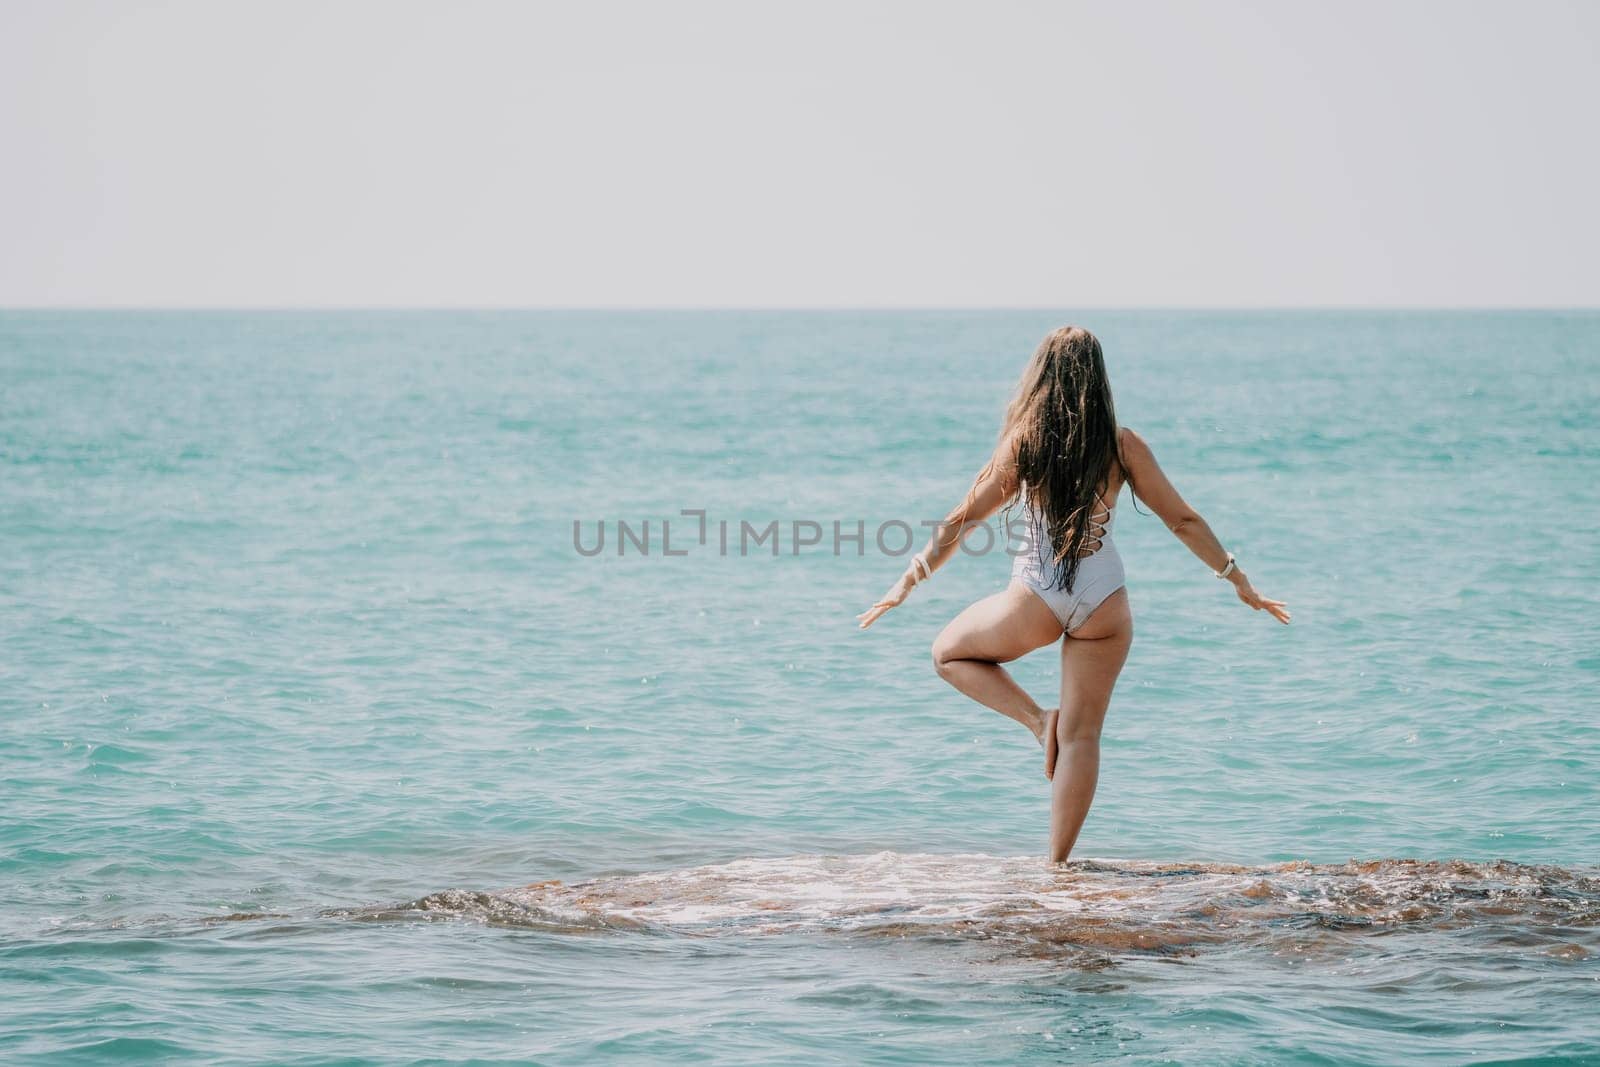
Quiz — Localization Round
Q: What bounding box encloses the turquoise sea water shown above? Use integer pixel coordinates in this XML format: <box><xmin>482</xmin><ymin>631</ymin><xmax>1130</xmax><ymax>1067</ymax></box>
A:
<box><xmin>2</xmin><ymin>310</ymin><xmax>1597</xmax><ymax>1064</ymax></box>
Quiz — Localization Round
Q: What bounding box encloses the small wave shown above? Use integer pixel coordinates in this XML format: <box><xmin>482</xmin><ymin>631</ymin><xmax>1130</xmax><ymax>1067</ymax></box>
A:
<box><xmin>330</xmin><ymin>887</ymin><xmax>644</xmax><ymax>934</ymax></box>
<box><xmin>342</xmin><ymin>853</ymin><xmax>1600</xmax><ymax>961</ymax></box>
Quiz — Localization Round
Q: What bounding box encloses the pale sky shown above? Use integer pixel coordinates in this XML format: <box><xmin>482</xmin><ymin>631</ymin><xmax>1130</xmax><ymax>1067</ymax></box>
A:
<box><xmin>1</xmin><ymin>0</ymin><xmax>1595</xmax><ymax>307</ymax></box>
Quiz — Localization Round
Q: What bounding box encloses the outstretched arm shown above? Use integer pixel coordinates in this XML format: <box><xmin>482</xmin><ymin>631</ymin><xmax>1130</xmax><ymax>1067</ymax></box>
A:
<box><xmin>1119</xmin><ymin>427</ymin><xmax>1290</xmax><ymax>624</ymax></box>
<box><xmin>856</xmin><ymin>437</ymin><xmax>1017</xmax><ymax>630</ymax></box>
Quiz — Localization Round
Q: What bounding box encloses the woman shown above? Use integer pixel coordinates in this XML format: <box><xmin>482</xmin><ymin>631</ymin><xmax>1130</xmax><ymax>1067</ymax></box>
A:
<box><xmin>857</xmin><ymin>326</ymin><xmax>1289</xmax><ymax>863</ymax></box>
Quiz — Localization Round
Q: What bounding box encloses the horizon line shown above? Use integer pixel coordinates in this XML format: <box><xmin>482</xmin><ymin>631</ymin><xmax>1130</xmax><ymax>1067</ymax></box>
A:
<box><xmin>3</xmin><ymin>304</ymin><xmax>1598</xmax><ymax>314</ymax></box>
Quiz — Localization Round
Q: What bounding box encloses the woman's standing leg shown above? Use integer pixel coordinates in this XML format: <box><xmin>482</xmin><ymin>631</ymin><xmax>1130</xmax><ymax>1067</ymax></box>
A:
<box><xmin>931</xmin><ymin>584</ymin><xmax>1064</xmax><ymax>746</ymax></box>
<box><xmin>1048</xmin><ymin>588</ymin><xmax>1132</xmax><ymax>863</ymax></box>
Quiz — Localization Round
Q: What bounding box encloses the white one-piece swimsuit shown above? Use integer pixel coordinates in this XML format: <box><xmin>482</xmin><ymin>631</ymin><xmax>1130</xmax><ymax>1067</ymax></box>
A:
<box><xmin>1009</xmin><ymin>491</ymin><xmax>1125</xmax><ymax>634</ymax></box>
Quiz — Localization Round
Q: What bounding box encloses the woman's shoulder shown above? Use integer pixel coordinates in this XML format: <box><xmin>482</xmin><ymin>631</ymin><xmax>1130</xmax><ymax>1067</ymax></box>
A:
<box><xmin>1117</xmin><ymin>425</ymin><xmax>1150</xmax><ymax>458</ymax></box>
<box><xmin>993</xmin><ymin>425</ymin><xmax>1025</xmax><ymax>466</ymax></box>
<box><xmin>1114</xmin><ymin>426</ymin><xmax>1153</xmax><ymax>489</ymax></box>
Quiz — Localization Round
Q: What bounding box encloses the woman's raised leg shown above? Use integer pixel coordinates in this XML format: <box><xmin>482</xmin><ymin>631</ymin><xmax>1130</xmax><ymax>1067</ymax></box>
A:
<box><xmin>1048</xmin><ymin>588</ymin><xmax>1132</xmax><ymax>863</ymax></box>
<box><xmin>931</xmin><ymin>584</ymin><xmax>1064</xmax><ymax>748</ymax></box>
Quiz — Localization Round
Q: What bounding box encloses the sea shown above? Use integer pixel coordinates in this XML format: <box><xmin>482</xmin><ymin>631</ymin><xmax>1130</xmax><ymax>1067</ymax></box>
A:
<box><xmin>2</xmin><ymin>309</ymin><xmax>1597</xmax><ymax>1064</ymax></box>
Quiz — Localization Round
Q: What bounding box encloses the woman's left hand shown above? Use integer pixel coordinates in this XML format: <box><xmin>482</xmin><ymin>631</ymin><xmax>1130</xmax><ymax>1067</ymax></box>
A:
<box><xmin>857</xmin><ymin>571</ymin><xmax>916</xmax><ymax>629</ymax></box>
<box><xmin>1232</xmin><ymin>571</ymin><xmax>1291</xmax><ymax>624</ymax></box>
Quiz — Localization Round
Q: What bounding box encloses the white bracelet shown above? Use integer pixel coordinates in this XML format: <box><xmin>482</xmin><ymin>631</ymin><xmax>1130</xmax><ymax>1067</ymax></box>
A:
<box><xmin>912</xmin><ymin>554</ymin><xmax>932</xmax><ymax>583</ymax></box>
<box><xmin>1214</xmin><ymin>553</ymin><xmax>1237</xmax><ymax>580</ymax></box>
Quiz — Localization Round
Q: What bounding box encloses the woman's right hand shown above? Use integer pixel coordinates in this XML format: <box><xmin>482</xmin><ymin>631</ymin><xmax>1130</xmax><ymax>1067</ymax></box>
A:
<box><xmin>857</xmin><ymin>571</ymin><xmax>917</xmax><ymax>630</ymax></box>
<box><xmin>1231</xmin><ymin>571</ymin><xmax>1291</xmax><ymax>624</ymax></box>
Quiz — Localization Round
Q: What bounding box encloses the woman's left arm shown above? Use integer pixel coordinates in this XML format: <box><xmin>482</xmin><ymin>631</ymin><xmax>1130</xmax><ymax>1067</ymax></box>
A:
<box><xmin>857</xmin><ymin>439</ymin><xmax>1017</xmax><ymax>630</ymax></box>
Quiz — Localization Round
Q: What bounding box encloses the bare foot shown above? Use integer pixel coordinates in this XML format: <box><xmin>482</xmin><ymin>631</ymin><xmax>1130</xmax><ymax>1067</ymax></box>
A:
<box><xmin>1042</xmin><ymin>708</ymin><xmax>1059</xmax><ymax>780</ymax></box>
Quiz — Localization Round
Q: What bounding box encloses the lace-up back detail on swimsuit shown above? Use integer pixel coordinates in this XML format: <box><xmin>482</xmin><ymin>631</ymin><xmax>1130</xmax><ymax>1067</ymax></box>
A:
<box><xmin>1010</xmin><ymin>485</ymin><xmax>1126</xmax><ymax>634</ymax></box>
<box><xmin>1075</xmin><ymin>493</ymin><xmax>1115</xmax><ymax>558</ymax></box>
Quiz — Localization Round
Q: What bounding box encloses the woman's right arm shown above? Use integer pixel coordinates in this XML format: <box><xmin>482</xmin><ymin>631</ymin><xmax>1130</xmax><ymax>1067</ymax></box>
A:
<box><xmin>1119</xmin><ymin>427</ymin><xmax>1290</xmax><ymax>624</ymax></box>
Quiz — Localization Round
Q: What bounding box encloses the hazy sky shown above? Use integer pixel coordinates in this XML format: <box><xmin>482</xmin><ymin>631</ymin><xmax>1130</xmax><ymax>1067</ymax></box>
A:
<box><xmin>1</xmin><ymin>0</ymin><xmax>1595</xmax><ymax>307</ymax></box>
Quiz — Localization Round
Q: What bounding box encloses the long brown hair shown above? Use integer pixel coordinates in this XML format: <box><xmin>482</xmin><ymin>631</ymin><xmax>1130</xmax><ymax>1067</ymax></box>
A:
<box><xmin>1001</xmin><ymin>325</ymin><xmax>1125</xmax><ymax>592</ymax></box>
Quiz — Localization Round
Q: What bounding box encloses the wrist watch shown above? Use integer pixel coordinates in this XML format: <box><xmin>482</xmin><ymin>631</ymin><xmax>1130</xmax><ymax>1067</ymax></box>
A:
<box><xmin>1214</xmin><ymin>553</ymin><xmax>1237</xmax><ymax>580</ymax></box>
